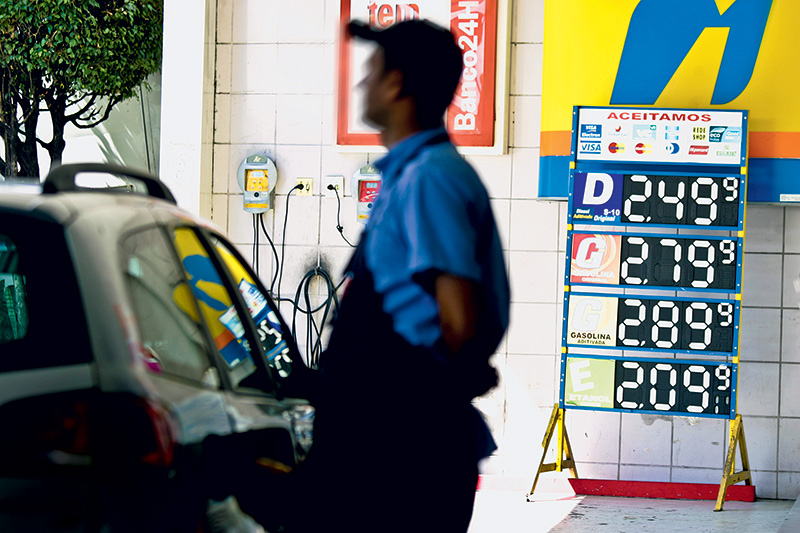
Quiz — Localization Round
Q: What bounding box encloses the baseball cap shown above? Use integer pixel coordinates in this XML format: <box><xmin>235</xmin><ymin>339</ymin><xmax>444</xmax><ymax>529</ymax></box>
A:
<box><xmin>348</xmin><ymin>19</ymin><xmax>455</xmax><ymax>50</ymax></box>
<box><xmin>347</xmin><ymin>19</ymin><xmax>462</xmax><ymax>71</ymax></box>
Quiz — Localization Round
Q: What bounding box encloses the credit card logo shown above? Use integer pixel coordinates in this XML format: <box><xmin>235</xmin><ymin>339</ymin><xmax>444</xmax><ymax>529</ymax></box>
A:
<box><xmin>665</xmin><ymin>126</ymin><xmax>680</xmax><ymax>141</ymax></box>
<box><xmin>689</xmin><ymin>145</ymin><xmax>710</xmax><ymax>155</ymax></box>
<box><xmin>633</xmin><ymin>124</ymin><xmax>656</xmax><ymax>140</ymax></box>
<box><xmin>715</xmin><ymin>144</ymin><xmax>738</xmax><ymax>158</ymax></box>
<box><xmin>635</xmin><ymin>143</ymin><xmax>653</xmax><ymax>154</ymax></box>
<box><xmin>608</xmin><ymin>123</ymin><xmax>627</xmax><ymax>137</ymax></box>
<box><xmin>665</xmin><ymin>142</ymin><xmax>680</xmax><ymax>154</ymax></box>
<box><xmin>580</xmin><ymin>142</ymin><xmax>602</xmax><ymax>153</ymax></box>
<box><xmin>722</xmin><ymin>127</ymin><xmax>741</xmax><ymax>142</ymax></box>
<box><xmin>709</xmin><ymin>126</ymin><xmax>727</xmax><ymax>142</ymax></box>
<box><xmin>608</xmin><ymin>142</ymin><xmax>626</xmax><ymax>154</ymax></box>
<box><xmin>580</xmin><ymin>124</ymin><xmax>602</xmax><ymax>138</ymax></box>
<box><xmin>692</xmin><ymin>127</ymin><xmax>707</xmax><ymax>141</ymax></box>
<box><xmin>708</xmin><ymin>126</ymin><xmax>740</xmax><ymax>143</ymax></box>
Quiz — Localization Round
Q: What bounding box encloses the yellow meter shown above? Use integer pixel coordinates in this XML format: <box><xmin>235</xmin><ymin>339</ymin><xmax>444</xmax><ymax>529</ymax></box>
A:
<box><xmin>237</xmin><ymin>155</ymin><xmax>277</xmax><ymax>213</ymax></box>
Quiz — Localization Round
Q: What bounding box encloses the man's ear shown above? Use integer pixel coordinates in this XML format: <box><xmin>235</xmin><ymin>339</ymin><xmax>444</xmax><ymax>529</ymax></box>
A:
<box><xmin>384</xmin><ymin>69</ymin><xmax>404</xmax><ymax>101</ymax></box>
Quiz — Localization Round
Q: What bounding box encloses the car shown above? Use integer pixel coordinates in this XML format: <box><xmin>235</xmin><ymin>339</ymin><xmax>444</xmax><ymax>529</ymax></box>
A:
<box><xmin>0</xmin><ymin>163</ymin><xmax>316</xmax><ymax>531</ymax></box>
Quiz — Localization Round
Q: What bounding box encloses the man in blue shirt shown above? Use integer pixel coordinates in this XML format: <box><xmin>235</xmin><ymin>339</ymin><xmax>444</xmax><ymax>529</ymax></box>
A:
<box><xmin>308</xmin><ymin>20</ymin><xmax>510</xmax><ymax>532</ymax></box>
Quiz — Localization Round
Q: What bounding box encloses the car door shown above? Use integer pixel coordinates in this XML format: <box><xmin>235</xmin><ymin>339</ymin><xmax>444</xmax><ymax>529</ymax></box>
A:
<box><xmin>120</xmin><ymin>225</ymin><xmax>235</xmax><ymax>445</ymax></box>
<box><xmin>203</xmin><ymin>231</ymin><xmax>315</xmax><ymax>452</ymax></box>
<box><xmin>166</xmin><ymin>225</ymin><xmax>312</xmax><ymax>466</ymax></box>
<box><xmin>203</xmin><ymin>231</ymin><xmax>315</xmax><ymax>401</ymax></box>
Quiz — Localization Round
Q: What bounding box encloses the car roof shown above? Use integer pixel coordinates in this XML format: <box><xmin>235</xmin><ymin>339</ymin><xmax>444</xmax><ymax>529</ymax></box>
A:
<box><xmin>0</xmin><ymin>179</ymin><xmax>219</xmax><ymax>234</ymax></box>
<box><xmin>0</xmin><ymin>186</ymin><xmax>153</xmax><ymax>224</ymax></box>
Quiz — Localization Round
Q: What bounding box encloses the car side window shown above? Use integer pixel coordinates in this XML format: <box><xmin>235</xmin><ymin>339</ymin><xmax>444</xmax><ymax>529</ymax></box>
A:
<box><xmin>209</xmin><ymin>234</ymin><xmax>297</xmax><ymax>381</ymax></box>
<box><xmin>0</xmin><ymin>234</ymin><xmax>28</xmax><ymax>344</ymax></box>
<box><xmin>121</xmin><ymin>227</ymin><xmax>218</xmax><ymax>386</ymax></box>
<box><xmin>171</xmin><ymin>227</ymin><xmax>275</xmax><ymax>394</ymax></box>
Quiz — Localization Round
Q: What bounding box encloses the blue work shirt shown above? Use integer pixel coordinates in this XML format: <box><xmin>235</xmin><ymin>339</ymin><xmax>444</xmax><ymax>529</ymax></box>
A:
<box><xmin>365</xmin><ymin>127</ymin><xmax>510</xmax><ymax>351</ymax></box>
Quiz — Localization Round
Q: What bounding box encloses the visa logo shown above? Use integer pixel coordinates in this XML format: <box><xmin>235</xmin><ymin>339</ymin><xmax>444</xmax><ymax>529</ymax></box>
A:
<box><xmin>581</xmin><ymin>124</ymin><xmax>602</xmax><ymax>138</ymax></box>
<box><xmin>580</xmin><ymin>142</ymin><xmax>602</xmax><ymax>153</ymax></box>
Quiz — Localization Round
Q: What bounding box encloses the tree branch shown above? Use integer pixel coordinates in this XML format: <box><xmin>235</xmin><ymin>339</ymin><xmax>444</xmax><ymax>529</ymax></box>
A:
<box><xmin>36</xmin><ymin>137</ymin><xmax>53</xmax><ymax>151</ymax></box>
<box><xmin>64</xmin><ymin>94</ymin><xmax>98</xmax><ymax>122</ymax></box>
<box><xmin>65</xmin><ymin>91</ymin><xmax>92</xmax><ymax>109</ymax></box>
<box><xmin>71</xmin><ymin>96</ymin><xmax>121</xmax><ymax>129</ymax></box>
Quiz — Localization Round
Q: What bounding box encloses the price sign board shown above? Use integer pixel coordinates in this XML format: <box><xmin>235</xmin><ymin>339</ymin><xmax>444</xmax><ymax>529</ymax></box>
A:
<box><xmin>563</xmin><ymin>355</ymin><xmax>735</xmax><ymax>419</ymax></box>
<box><xmin>568</xmin><ymin>232</ymin><xmax>741</xmax><ymax>292</ymax></box>
<box><xmin>565</xmin><ymin>293</ymin><xmax>738</xmax><ymax>356</ymax></box>
<box><xmin>559</xmin><ymin>106</ymin><xmax>746</xmax><ymax>420</ymax></box>
<box><xmin>570</xmin><ymin>172</ymin><xmax>744</xmax><ymax>230</ymax></box>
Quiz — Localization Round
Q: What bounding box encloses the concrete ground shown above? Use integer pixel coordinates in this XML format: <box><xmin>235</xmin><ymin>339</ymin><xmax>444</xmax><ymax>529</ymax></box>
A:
<box><xmin>469</xmin><ymin>479</ymin><xmax>798</xmax><ymax>533</ymax></box>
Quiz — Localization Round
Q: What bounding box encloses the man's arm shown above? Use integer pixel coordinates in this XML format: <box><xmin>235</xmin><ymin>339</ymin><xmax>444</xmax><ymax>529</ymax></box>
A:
<box><xmin>434</xmin><ymin>273</ymin><xmax>479</xmax><ymax>357</ymax></box>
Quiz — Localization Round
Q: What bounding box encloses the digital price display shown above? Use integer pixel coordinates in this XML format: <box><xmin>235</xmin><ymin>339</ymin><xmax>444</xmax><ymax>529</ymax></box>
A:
<box><xmin>563</xmin><ymin>356</ymin><xmax>734</xmax><ymax>418</ymax></box>
<box><xmin>570</xmin><ymin>233</ymin><xmax>739</xmax><ymax>290</ymax></box>
<box><xmin>566</xmin><ymin>293</ymin><xmax>738</xmax><ymax>354</ymax></box>
<box><xmin>571</xmin><ymin>172</ymin><xmax>743</xmax><ymax>229</ymax></box>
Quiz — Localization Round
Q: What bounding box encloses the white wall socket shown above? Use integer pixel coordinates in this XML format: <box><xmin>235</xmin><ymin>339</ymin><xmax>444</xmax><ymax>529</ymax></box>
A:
<box><xmin>323</xmin><ymin>175</ymin><xmax>345</xmax><ymax>198</ymax></box>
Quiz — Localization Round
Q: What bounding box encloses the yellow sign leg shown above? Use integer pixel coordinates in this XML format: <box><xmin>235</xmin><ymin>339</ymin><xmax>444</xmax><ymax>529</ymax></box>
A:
<box><xmin>715</xmin><ymin>415</ymin><xmax>752</xmax><ymax>511</ymax></box>
<box><xmin>528</xmin><ymin>403</ymin><xmax>579</xmax><ymax>500</ymax></box>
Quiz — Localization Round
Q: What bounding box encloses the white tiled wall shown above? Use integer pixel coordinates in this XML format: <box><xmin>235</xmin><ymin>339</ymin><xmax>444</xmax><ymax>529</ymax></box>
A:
<box><xmin>207</xmin><ymin>0</ymin><xmax>800</xmax><ymax>500</ymax></box>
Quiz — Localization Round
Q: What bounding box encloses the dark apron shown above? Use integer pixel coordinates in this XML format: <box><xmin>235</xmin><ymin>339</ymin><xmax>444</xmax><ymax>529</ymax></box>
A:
<box><xmin>305</xmin><ymin>231</ymin><xmax>495</xmax><ymax>532</ymax></box>
<box><xmin>320</xmin><ymin>230</ymin><xmax>495</xmax><ymax>445</ymax></box>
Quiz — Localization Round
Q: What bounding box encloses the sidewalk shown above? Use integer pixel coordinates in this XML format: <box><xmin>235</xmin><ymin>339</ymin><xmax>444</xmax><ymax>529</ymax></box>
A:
<box><xmin>469</xmin><ymin>477</ymin><xmax>797</xmax><ymax>533</ymax></box>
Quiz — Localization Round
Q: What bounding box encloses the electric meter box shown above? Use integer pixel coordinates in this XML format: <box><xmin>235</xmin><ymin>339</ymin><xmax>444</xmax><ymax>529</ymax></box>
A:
<box><xmin>352</xmin><ymin>164</ymin><xmax>382</xmax><ymax>224</ymax></box>
<box><xmin>237</xmin><ymin>155</ymin><xmax>277</xmax><ymax>213</ymax></box>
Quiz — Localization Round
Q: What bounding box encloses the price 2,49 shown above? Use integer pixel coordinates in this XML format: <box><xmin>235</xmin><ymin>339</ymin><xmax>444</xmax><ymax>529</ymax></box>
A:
<box><xmin>622</xmin><ymin>174</ymin><xmax>740</xmax><ymax>227</ymax></box>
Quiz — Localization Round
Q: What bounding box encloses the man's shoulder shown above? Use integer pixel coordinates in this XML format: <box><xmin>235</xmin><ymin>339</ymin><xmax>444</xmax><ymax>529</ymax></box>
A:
<box><xmin>419</xmin><ymin>139</ymin><xmax>462</xmax><ymax>163</ymax></box>
<box><xmin>409</xmin><ymin>143</ymin><xmax>483</xmax><ymax>187</ymax></box>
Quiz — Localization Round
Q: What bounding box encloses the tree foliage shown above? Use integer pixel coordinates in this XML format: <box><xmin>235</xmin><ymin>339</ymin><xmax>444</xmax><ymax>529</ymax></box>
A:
<box><xmin>0</xmin><ymin>0</ymin><xmax>163</xmax><ymax>178</ymax></box>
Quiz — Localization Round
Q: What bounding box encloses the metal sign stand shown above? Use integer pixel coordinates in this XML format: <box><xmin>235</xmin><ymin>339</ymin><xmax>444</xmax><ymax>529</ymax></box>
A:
<box><xmin>715</xmin><ymin>415</ymin><xmax>752</xmax><ymax>511</ymax></box>
<box><xmin>527</xmin><ymin>406</ymin><xmax>754</xmax><ymax>506</ymax></box>
<box><xmin>527</xmin><ymin>403</ymin><xmax>578</xmax><ymax>500</ymax></box>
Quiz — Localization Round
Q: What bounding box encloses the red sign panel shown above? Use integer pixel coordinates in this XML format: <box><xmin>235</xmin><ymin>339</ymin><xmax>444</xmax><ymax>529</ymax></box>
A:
<box><xmin>570</xmin><ymin>233</ymin><xmax>621</xmax><ymax>285</ymax></box>
<box><xmin>337</xmin><ymin>0</ymin><xmax>498</xmax><ymax>147</ymax></box>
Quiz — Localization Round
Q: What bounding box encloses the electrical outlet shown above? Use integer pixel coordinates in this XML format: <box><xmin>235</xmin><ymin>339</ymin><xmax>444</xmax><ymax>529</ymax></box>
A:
<box><xmin>323</xmin><ymin>175</ymin><xmax>345</xmax><ymax>198</ymax></box>
<box><xmin>296</xmin><ymin>178</ymin><xmax>313</xmax><ymax>196</ymax></box>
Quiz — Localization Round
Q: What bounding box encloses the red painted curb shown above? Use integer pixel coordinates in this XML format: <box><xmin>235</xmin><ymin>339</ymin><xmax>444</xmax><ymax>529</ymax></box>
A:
<box><xmin>569</xmin><ymin>479</ymin><xmax>755</xmax><ymax>502</ymax></box>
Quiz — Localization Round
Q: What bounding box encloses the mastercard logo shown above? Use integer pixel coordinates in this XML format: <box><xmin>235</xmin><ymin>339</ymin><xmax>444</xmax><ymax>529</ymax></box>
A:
<box><xmin>608</xmin><ymin>142</ymin><xmax>625</xmax><ymax>154</ymax></box>
<box><xmin>635</xmin><ymin>143</ymin><xmax>652</xmax><ymax>154</ymax></box>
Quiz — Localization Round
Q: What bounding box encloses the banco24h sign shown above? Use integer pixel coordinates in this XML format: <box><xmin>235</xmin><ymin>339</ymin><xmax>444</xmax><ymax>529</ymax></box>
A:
<box><xmin>338</xmin><ymin>0</ymin><xmax>510</xmax><ymax>152</ymax></box>
<box><xmin>538</xmin><ymin>0</ymin><xmax>799</xmax><ymax>202</ymax></box>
